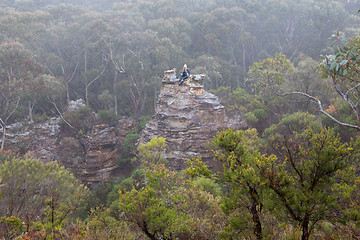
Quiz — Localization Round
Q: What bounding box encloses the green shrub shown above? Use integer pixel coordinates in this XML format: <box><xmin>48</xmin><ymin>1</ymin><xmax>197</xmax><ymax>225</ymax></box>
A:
<box><xmin>61</xmin><ymin>106</ymin><xmax>94</xmax><ymax>134</ymax></box>
<box><xmin>97</xmin><ymin>109</ymin><xmax>119</xmax><ymax>126</ymax></box>
<box><xmin>244</xmin><ymin>112</ymin><xmax>258</xmax><ymax>125</ymax></box>
<box><xmin>193</xmin><ymin>177</ymin><xmax>222</xmax><ymax>196</ymax></box>
<box><xmin>252</xmin><ymin>108</ymin><xmax>266</xmax><ymax>120</ymax></box>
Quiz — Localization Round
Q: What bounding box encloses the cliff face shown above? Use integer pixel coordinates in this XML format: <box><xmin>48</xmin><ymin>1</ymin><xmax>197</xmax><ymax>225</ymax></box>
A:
<box><xmin>2</xmin><ymin>73</ymin><xmax>247</xmax><ymax>184</ymax></box>
<box><xmin>2</xmin><ymin>100</ymin><xmax>136</xmax><ymax>186</ymax></box>
<box><xmin>141</xmin><ymin>74</ymin><xmax>247</xmax><ymax>170</ymax></box>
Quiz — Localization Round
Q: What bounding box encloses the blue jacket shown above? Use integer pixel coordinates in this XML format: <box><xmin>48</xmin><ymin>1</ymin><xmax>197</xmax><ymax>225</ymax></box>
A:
<box><xmin>181</xmin><ymin>69</ymin><xmax>190</xmax><ymax>78</ymax></box>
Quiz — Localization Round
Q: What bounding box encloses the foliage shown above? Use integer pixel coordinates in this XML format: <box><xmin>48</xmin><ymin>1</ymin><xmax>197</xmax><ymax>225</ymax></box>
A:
<box><xmin>0</xmin><ymin>152</ymin><xmax>88</xmax><ymax>239</ymax></box>
<box><xmin>262</xmin><ymin>111</ymin><xmax>322</xmax><ymax>147</ymax></box>
<box><xmin>0</xmin><ymin>216</ymin><xmax>23</xmax><ymax>239</ymax></box>
<box><xmin>119</xmin><ymin>137</ymin><xmax>226</xmax><ymax>239</ymax></box>
<box><xmin>86</xmin><ymin>207</ymin><xmax>135</xmax><ymax>240</ymax></box>
<box><xmin>60</xmin><ymin>106</ymin><xmax>94</xmax><ymax>135</ymax></box>
<box><xmin>186</xmin><ymin>128</ymin><xmax>274</xmax><ymax>239</ymax></box>
<box><xmin>121</xmin><ymin>115</ymin><xmax>151</xmax><ymax>158</ymax></box>
<box><xmin>209</xmin><ymin>87</ymin><xmax>275</xmax><ymax>131</ymax></box>
<box><xmin>0</xmin><ymin>0</ymin><xmax>356</xmax><ymax>123</ymax></box>
<box><xmin>135</xmin><ymin>136</ymin><xmax>166</xmax><ymax>166</ymax></box>
<box><xmin>97</xmin><ymin>109</ymin><xmax>119</xmax><ymax>126</ymax></box>
<box><xmin>247</xmin><ymin>53</ymin><xmax>294</xmax><ymax>95</ymax></box>
<box><xmin>121</xmin><ymin>131</ymin><xmax>140</xmax><ymax>156</ymax></box>
<box><xmin>119</xmin><ymin>137</ymin><xmax>183</xmax><ymax>239</ymax></box>
<box><xmin>321</xmin><ymin>98</ymin><xmax>359</xmax><ymax>140</ymax></box>
<box><xmin>320</xmin><ymin>32</ymin><xmax>360</xmax><ymax>123</ymax></box>
<box><xmin>263</xmin><ymin>125</ymin><xmax>356</xmax><ymax>240</ymax></box>
<box><xmin>210</xmin><ymin>87</ymin><xmax>265</xmax><ymax>116</ymax></box>
<box><xmin>0</xmin><ymin>1</ymin><xmax>359</xmax><ymax>239</ymax></box>
<box><xmin>192</xmin><ymin>177</ymin><xmax>222</xmax><ymax>197</ymax></box>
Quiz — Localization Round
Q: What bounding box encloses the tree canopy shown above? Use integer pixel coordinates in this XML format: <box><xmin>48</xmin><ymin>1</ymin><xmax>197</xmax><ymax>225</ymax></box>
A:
<box><xmin>0</xmin><ymin>1</ymin><xmax>360</xmax><ymax>239</ymax></box>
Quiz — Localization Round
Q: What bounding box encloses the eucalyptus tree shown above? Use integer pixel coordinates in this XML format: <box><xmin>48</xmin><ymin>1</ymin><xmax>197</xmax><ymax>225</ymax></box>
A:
<box><xmin>45</xmin><ymin>23</ymin><xmax>82</xmax><ymax>104</ymax></box>
<box><xmin>76</xmin><ymin>15</ymin><xmax>109</xmax><ymax>106</ymax></box>
<box><xmin>148</xmin><ymin>17</ymin><xmax>192</xmax><ymax>52</ymax></box>
<box><xmin>189</xmin><ymin>3</ymin><xmax>257</xmax><ymax>88</ymax></box>
<box><xmin>262</xmin><ymin>114</ymin><xmax>356</xmax><ymax>240</ymax></box>
<box><xmin>119</xmin><ymin>137</ymin><xmax>226</xmax><ymax>239</ymax></box>
<box><xmin>186</xmin><ymin>128</ymin><xmax>273</xmax><ymax>240</ymax></box>
<box><xmin>256</xmin><ymin>0</ymin><xmax>349</xmax><ymax>59</ymax></box>
<box><xmin>191</xmin><ymin>55</ymin><xmax>226</xmax><ymax>89</ymax></box>
<box><xmin>103</xmin><ymin>5</ymin><xmax>178</xmax><ymax>118</ymax></box>
<box><xmin>41</xmin><ymin>5</ymin><xmax>87</xmax><ymax>104</ymax></box>
<box><xmin>248</xmin><ymin>51</ymin><xmax>360</xmax><ymax>131</ymax></box>
<box><xmin>0</xmin><ymin>10</ymin><xmax>50</xmax><ymax>47</ymax></box>
<box><xmin>0</xmin><ymin>42</ymin><xmax>43</xmax><ymax>149</ymax></box>
<box><xmin>102</xmin><ymin>6</ymin><xmax>146</xmax><ymax>116</ymax></box>
<box><xmin>0</xmin><ymin>9</ymin><xmax>65</xmax><ymax>124</ymax></box>
<box><xmin>320</xmin><ymin>33</ymin><xmax>360</xmax><ymax>128</ymax></box>
<box><xmin>0</xmin><ymin>153</ymin><xmax>88</xmax><ymax>238</ymax></box>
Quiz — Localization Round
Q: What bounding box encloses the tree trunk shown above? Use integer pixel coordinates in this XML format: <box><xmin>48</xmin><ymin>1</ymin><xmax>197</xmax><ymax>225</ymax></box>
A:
<box><xmin>113</xmin><ymin>69</ymin><xmax>118</xmax><ymax>116</ymax></box>
<box><xmin>28</xmin><ymin>101</ymin><xmax>34</xmax><ymax>123</ymax></box>
<box><xmin>66</xmin><ymin>83</ymin><xmax>70</xmax><ymax>104</ymax></box>
<box><xmin>242</xmin><ymin>42</ymin><xmax>246</xmax><ymax>74</ymax></box>
<box><xmin>249</xmin><ymin>185</ymin><xmax>262</xmax><ymax>240</ymax></box>
<box><xmin>142</xmin><ymin>221</ymin><xmax>157</xmax><ymax>240</ymax></box>
<box><xmin>1</xmin><ymin>123</ymin><xmax>5</xmax><ymax>150</ymax></box>
<box><xmin>251</xmin><ymin>200</ymin><xmax>262</xmax><ymax>240</ymax></box>
<box><xmin>85</xmin><ymin>85</ymin><xmax>89</xmax><ymax>106</ymax></box>
<box><xmin>84</xmin><ymin>50</ymin><xmax>89</xmax><ymax>106</ymax></box>
<box><xmin>301</xmin><ymin>215</ymin><xmax>310</xmax><ymax>240</ymax></box>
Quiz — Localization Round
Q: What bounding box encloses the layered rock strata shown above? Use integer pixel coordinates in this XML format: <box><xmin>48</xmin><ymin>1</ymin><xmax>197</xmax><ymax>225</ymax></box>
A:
<box><xmin>2</xmin><ymin>100</ymin><xmax>135</xmax><ymax>186</ymax></box>
<box><xmin>141</xmin><ymin>74</ymin><xmax>247</xmax><ymax>170</ymax></box>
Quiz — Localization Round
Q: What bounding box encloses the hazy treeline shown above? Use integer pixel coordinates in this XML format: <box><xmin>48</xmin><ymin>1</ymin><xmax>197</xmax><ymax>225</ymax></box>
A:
<box><xmin>0</xmin><ymin>0</ymin><xmax>359</xmax><ymax>123</ymax></box>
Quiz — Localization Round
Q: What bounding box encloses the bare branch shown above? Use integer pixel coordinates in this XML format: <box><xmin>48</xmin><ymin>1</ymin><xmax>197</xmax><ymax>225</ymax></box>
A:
<box><xmin>48</xmin><ymin>96</ymin><xmax>77</xmax><ymax>132</ymax></box>
<box><xmin>86</xmin><ymin>62</ymin><xmax>108</xmax><ymax>88</ymax></box>
<box><xmin>333</xmin><ymin>82</ymin><xmax>360</xmax><ymax>121</ymax></box>
<box><xmin>345</xmin><ymin>82</ymin><xmax>360</xmax><ymax>98</ymax></box>
<box><xmin>276</xmin><ymin>91</ymin><xmax>360</xmax><ymax>130</ymax></box>
<box><xmin>6</xmin><ymin>97</ymin><xmax>20</xmax><ymax>123</ymax></box>
<box><xmin>0</xmin><ymin>97</ymin><xmax>20</xmax><ymax>149</ymax></box>
<box><xmin>68</xmin><ymin>60</ymin><xmax>79</xmax><ymax>84</ymax></box>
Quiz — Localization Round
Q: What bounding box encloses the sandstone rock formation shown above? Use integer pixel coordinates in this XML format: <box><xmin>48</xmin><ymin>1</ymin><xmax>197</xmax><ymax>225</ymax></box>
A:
<box><xmin>141</xmin><ymin>71</ymin><xmax>247</xmax><ymax>170</ymax></box>
<box><xmin>2</xmin><ymin>72</ymin><xmax>247</xmax><ymax>185</ymax></box>
<box><xmin>2</xmin><ymin>100</ymin><xmax>136</xmax><ymax>187</ymax></box>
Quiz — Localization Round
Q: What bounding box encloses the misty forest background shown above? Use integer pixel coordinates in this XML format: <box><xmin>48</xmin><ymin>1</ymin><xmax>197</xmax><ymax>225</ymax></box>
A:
<box><xmin>1</xmin><ymin>0</ymin><xmax>360</xmax><ymax>239</ymax></box>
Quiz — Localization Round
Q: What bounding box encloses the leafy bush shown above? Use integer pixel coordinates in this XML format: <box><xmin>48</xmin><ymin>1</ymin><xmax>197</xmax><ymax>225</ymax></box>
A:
<box><xmin>252</xmin><ymin>108</ymin><xmax>266</xmax><ymax>120</ymax></box>
<box><xmin>193</xmin><ymin>177</ymin><xmax>222</xmax><ymax>196</ymax></box>
<box><xmin>60</xmin><ymin>106</ymin><xmax>94</xmax><ymax>134</ymax></box>
<box><xmin>0</xmin><ymin>153</ymin><xmax>88</xmax><ymax>238</ymax></box>
<box><xmin>97</xmin><ymin>109</ymin><xmax>119</xmax><ymax>126</ymax></box>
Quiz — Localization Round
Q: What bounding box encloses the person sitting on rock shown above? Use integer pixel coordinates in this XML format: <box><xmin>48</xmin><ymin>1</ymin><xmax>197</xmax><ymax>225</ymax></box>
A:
<box><xmin>179</xmin><ymin>64</ymin><xmax>190</xmax><ymax>86</ymax></box>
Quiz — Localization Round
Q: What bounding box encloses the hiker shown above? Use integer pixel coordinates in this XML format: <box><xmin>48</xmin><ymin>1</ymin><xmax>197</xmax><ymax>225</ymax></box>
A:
<box><xmin>179</xmin><ymin>64</ymin><xmax>190</xmax><ymax>86</ymax></box>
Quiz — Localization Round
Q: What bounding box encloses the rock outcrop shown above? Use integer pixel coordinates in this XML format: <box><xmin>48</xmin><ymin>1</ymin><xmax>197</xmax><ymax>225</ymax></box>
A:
<box><xmin>2</xmin><ymin>71</ymin><xmax>247</xmax><ymax>184</ymax></box>
<box><xmin>141</xmin><ymin>70</ymin><xmax>247</xmax><ymax>170</ymax></box>
<box><xmin>2</xmin><ymin>100</ymin><xmax>136</xmax><ymax>187</ymax></box>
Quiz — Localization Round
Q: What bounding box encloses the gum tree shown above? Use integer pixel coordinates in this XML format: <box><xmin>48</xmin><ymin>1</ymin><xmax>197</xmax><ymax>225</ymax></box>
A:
<box><xmin>186</xmin><ymin>128</ymin><xmax>273</xmax><ymax>240</ymax></box>
<box><xmin>0</xmin><ymin>41</ymin><xmax>42</xmax><ymax>149</ymax></box>
<box><xmin>263</xmin><ymin>117</ymin><xmax>355</xmax><ymax>240</ymax></box>
<box><xmin>0</xmin><ymin>151</ymin><xmax>88</xmax><ymax>238</ymax></box>
<box><xmin>119</xmin><ymin>137</ymin><xmax>226</xmax><ymax>239</ymax></box>
<box><xmin>320</xmin><ymin>33</ymin><xmax>360</xmax><ymax>127</ymax></box>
